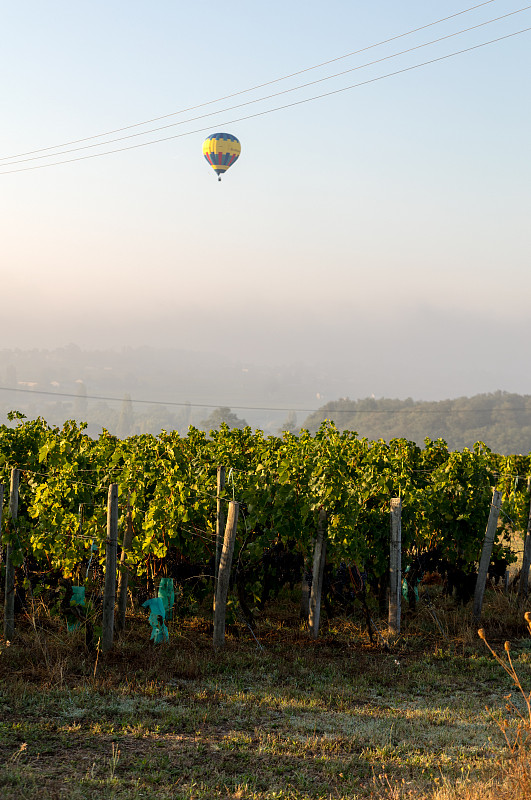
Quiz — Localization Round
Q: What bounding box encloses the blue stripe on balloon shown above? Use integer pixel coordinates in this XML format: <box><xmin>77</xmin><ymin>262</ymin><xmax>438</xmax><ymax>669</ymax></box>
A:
<box><xmin>206</xmin><ymin>132</ymin><xmax>239</xmax><ymax>143</ymax></box>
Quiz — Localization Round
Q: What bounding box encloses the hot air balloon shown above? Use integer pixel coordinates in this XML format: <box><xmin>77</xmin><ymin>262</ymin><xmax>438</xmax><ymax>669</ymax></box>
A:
<box><xmin>203</xmin><ymin>132</ymin><xmax>241</xmax><ymax>181</ymax></box>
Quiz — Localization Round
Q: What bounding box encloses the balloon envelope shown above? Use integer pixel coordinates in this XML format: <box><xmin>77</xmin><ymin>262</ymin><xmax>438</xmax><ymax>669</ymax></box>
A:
<box><xmin>203</xmin><ymin>132</ymin><xmax>241</xmax><ymax>179</ymax></box>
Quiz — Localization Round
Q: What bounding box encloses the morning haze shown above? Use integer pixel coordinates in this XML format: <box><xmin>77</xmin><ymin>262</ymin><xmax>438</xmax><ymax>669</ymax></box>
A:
<box><xmin>1</xmin><ymin>2</ymin><xmax>530</xmax><ymax>449</ymax></box>
<box><xmin>2</xmin><ymin>342</ymin><xmax>531</xmax><ymax>454</ymax></box>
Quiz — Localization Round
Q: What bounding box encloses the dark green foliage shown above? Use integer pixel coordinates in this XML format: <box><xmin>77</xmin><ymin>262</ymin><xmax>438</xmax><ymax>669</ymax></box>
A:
<box><xmin>303</xmin><ymin>391</ymin><xmax>531</xmax><ymax>455</ymax></box>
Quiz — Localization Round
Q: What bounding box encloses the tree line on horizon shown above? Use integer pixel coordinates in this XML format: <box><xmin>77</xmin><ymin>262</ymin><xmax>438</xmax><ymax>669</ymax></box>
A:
<box><xmin>2</xmin><ymin>385</ymin><xmax>531</xmax><ymax>455</ymax></box>
<box><xmin>301</xmin><ymin>391</ymin><xmax>531</xmax><ymax>455</ymax></box>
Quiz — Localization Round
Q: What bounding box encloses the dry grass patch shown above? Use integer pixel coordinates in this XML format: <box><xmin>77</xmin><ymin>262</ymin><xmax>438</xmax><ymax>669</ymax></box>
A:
<box><xmin>0</xmin><ymin>592</ymin><xmax>530</xmax><ymax>798</ymax></box>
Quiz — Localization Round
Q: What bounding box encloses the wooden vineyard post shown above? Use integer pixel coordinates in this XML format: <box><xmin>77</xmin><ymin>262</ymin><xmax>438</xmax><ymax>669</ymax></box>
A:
<box><xmin>388</xmin><ymin>498</ymin><xmax>402</xmax><ymax>638</ymax></box>
<box><xmin>309</xmin><ymin>509</ymin><xmax>327</xmax><ymax>639</ymax></box>
<box><xmin>117</xmin><ymin>494</ymin><xmax>134</xmax><ymax>631</ymax></box>
<box><xmin>517</xmin><ymin>487</ymin><xmax>531</xmax><ymax>607</ymax></box>
<box><xmin>213</xmin><ymin>466</ymin><xmax>226</xmax><ymax>612</ymax></box>
<box><xmin>213</xmin><ymin>500</ymin><xmax>239</xmax><ymax>648</ymax></box>
<box><xmin>4</xmin><ymin>469</ymin><xmax>20</xmax><ymax>642</ymax></box>
<box><xmin>473</xmin><ymin>489</ymin><xmax>502</xmax><ymax>621</ymax></box>
<box><xmin>102</xmin><ymin>484</ymin><xmax>118</xmax><ymax>652</ymax></box>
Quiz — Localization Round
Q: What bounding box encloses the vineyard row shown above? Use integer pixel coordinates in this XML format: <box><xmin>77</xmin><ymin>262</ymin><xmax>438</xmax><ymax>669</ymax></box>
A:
<box><xmin>1</xmin><ymin>415</ymin><xmax>531</xmax><ymax>646</ymax></box>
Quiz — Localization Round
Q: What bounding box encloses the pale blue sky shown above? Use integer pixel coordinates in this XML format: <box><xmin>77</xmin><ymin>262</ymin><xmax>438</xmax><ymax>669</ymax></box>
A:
<box><xmin>1</xmin><ymin>1</ymin><xmax>530</xmax><ymax>401</ymax></box>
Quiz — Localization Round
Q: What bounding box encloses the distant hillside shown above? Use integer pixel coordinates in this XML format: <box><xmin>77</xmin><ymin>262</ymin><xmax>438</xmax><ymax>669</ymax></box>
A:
<box><xmin>0</xmin><ymin>345</ymin><xmax>321</xmax><ymax>437</ymax></box>
<box><xmin>301</xmin><ymin>391</ymin><xmax>531</xmax><ymax>455</ymax></box>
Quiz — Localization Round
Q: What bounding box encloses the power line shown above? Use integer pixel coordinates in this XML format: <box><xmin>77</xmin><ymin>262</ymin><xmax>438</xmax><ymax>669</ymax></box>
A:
<box><xmin>1</xmin><ymin>25</ymin><xmax>529</xmax><ymax>176</ymax></box>
<box><xmin>2</xmin><ymin>384</ymin><xmax>531</xmax><ymax>416</ymax></box>
<box><xmin>0</xmin><ymin>0</ymin><xmax>502</xmax><ymax>163</ymax></box>
<box><xmin>2</xmin><ymin>384</ymin><xmax>306</xmax><ymax>412</ymax></box>
<box><xmin>4</xmin><ymin>5</ymin><xmax>530</xmax><ymax>168</ymax></box>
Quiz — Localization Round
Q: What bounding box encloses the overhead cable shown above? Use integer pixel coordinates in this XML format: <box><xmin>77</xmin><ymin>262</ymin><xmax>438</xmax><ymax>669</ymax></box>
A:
<box><xmin>1</xmin><ymin>26</ymin><xmax>530</xmax><ymax>176</ymax></box>
<box><xmin>2</xmin><ymin>384</ymin><xmax>531</xmax><ymax>416</ymax></box>
<box><xmin>0</xmin><ymin>0</ymin><xmax>502</xmax><ymax>162</ymax></box>
<box><xmin>3</xmin><ymin>5</ymin><xmax>530</xmax><ymax>168</ymax></box>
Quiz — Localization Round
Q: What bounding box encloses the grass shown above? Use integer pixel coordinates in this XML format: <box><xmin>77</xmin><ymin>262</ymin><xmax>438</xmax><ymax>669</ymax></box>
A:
<box><xmin>0</xmin><ymin>587</ymin><xmax>530</xmax><ymax>799</ymax></box>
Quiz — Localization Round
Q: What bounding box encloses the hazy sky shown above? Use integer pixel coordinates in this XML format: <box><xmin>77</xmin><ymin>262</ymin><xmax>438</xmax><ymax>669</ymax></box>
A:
<box><xmin>1</xmin><ymin>1</ymin><xmax>530</xmax><ymax>402</ymax></box>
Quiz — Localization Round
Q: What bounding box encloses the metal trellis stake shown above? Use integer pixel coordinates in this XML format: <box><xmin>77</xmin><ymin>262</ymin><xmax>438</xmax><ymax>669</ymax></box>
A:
<box><xmin>473</xmin><ymin>489</ymin><xmax>502</xmax><ymax>622</ymax></box>
<box><xmin>117</xmin><ymin>493</ymin><xmax>134</xmax><ymax>631</ymax></box>
<box><xmin>102</xmin><ymin>484</ymin><xmax>118</xmax><ymax>652</ymax></box>
<box><xmin>518</xmin><ymin>484</ymin><xmax>531</xmax><ymax>607</ymax></box>
<box><xmin>213</xmin><ymin>466</ymin><xmax>226</xmax><ymax>612</ymax></box>
<box><xmin>388</xmin><ymin>498</ymin><xmax>402</xmax><ymax>638</ymax></box>
<box><xmin>4</xmin><ymin>470</ymin><xmax>19</xmax><ymax>642</ymax></box>
<box><xmin>309</xmin><ymin>508</ymin><xmax>327</xmax><ymax>639</ymax></box>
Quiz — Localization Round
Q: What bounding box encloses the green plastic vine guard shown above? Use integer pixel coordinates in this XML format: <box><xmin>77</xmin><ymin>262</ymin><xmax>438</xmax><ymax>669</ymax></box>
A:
<box><xmin>142</xmin><ymin>597</ymin><xmax>169</xmax><ymax>644</ymax></box>
<box><xmin>67</xmin><ymin>585</ymin><xmax>86</xmax><ymax>633</ymax></box>
<box><xmin>401</xmin><ymin>567</ymin><xmax>420</xmax><ymax>603</ymax></box>
<box><xmin>158</xmin><ymin>577</ymin><xmax>175</xmax><ymax>621</ymax></box>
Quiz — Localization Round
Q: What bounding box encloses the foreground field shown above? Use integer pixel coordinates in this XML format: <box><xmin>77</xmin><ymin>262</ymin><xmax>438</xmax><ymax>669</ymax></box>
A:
<box><xmin>0</xmin><ymin>595</ymin><xmax>530</xmax><ymax>799</ymax></box>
